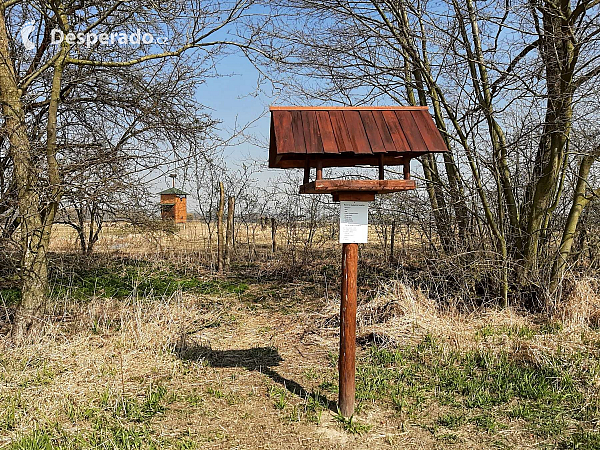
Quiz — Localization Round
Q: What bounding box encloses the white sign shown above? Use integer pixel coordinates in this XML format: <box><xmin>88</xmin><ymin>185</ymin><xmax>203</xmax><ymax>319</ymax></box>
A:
<box><xmin>339</xmin><ymin>201</ymin><xmax>369</xmax><ymax>243</ymax></box>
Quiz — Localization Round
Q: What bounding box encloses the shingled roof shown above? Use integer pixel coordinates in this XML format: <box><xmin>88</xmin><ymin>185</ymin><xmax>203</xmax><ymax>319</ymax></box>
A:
<box><xmin>158</xmin><ymin>187</ymin><xmax>188</xmax><ymax>196</ymax></box>
<box><xmin>269</xmin><ymin>106</ymin><xmax>447</xmax><ymax>169</ymax></box>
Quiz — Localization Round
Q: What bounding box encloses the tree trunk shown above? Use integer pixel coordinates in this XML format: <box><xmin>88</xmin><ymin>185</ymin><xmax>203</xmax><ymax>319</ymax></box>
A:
<box><xmin>0</xmin><ymin>11</ymin><xmax>50</xmax><ymax>337</ymax></box>
<box><xmin>549</xmin><ymin>153</ymin><xmax>598</xmax><ymax>295</ymax></box>
<box><xmin>521</xmin><ymin>3</ymin><xmax>576</xmax><ymax>272</ymax></box>
<box><xmin>217</xmin><ymin>181</ymin><xmax>225</xmax><ymax>273</ymax></box>
<box><xmin>421</xmin><ymin>154</ymin><xmax>453</xmax><ymax>253</ymax></box>
<box><xmin>410</xmin><ymin>67</ymin><xmax>454</xmax><ymax>253</ymax></box>
<box><xmin>225</xmin><ymin>196</ymin><xmax>235</xmax><ymax>269</ymax></box>
<box><xmin>460</xmin><ymin>0</ymin><xmax>520</xmax><ymax>242</ymax></box>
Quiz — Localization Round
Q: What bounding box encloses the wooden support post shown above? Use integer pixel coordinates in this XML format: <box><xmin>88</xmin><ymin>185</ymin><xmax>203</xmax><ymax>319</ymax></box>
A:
<box><xmin>378</xmin><ymin>154</ymin><xmax>384</xmax><ymax>180</ymax></box>
<box><xmin>304</xmin><ymin>159</ymin><xmax>311</xmax><ymax>184</ymax></box>
<box><xmin>271</xmin><ymin>218</ymin><xmax>277</xmax><ymax>255</ymax></box>
<box><xmin>316</xmin><ymin>160</ymin><xmax>323</xmax><ymax>181</ymax></box>
<box><xmin>339</xmin><ymin>242</ymin><xmax>358</xmax><ymax>417</ymax></box>
<box><xmin>390</xmin><ymin>220</ymin><xmax>396</xmax><ymax>261</ymax></box>
<box><xmin>217</xmin><ymin>181</ymin><xmax>225</xmax><ymax>274</ymax></box>
<box><xmin>225</xmin><ymin>196</ymin><xmax>235</xmax><ymax>269</ymax></box>
<box><xmin>403</xmin><ymin>160</ymin><xmax>410</xmax><ymax>180</ymax></box>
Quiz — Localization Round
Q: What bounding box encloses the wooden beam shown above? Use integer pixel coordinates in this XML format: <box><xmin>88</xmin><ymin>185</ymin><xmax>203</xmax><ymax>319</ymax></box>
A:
<box><xmin>268</xmin><ymin>154</ymin><xmax>284</xmax><ymax>168</ymax></box>
<box><xmin>300</xmin><ymin>179</ymin><xmax>416</xmax><ymax>194</ymax></box>
<box><xmin>273</xmin><ymin>154</ymin><xmax>419</xmax><ymax>169</ymax></box>
<box><xmin>378</xmin><ymin>154</ymin><xmax>384</xmax><ymax>180</ymax></box>
<box><xmin>403</xmin><ymin>160</ymin><xmax>411</xmax><ymax>180</ymax></box>
<box><xmin>316</xmin><ymin>160</ymin><xmax>323</xmax><ymax>180</ymax></box>
<box><xmin>333</xmin><ymin>192</ymin><xmax>376</xmax><ymax>202</ymax></box>
<box><xmin>304</xmin><ymin>159</ymin><xmax>310</xmax><ymax>184</ymax></box>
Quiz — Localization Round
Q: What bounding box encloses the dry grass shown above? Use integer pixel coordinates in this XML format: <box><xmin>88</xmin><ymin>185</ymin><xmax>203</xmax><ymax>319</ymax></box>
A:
<box><xmin>553</xmin><ymin>277</ymin><xmax>600</xmax><ymax>327</ymax></box>
<box><xmin>49</xmin><ymin>221</ymin><xmax>343</xmax><ymax>255</ymax></box>
<box><xmin>0</xmin><ymin>290</ymin><xmax>344</xmax><ymax>448</ymax></box>
<box><xmin>3</xmin><ymin>224</ymin><xmax>600</xmax><ymax>448</ymax></box>
<box><xmin>309</xmin><ymin>276</ymin><xmax>600</xmax><ymax>363</ymax></box>
<box><xmin>2</xmin><ymin>271</ymin><xmax>600</xmax><ymax>448</ymax></box>
<box><xmin>49</xmin><ymin>222</ymin><xmax>228</xmax><ymax>255</ymax></box>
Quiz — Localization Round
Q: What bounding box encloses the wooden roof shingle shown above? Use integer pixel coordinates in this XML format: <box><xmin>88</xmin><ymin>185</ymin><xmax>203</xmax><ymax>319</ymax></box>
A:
<box><xmin>269</xmin><ymin>106</ymin><xmax>448</xmax><ymax>169</ymax></box>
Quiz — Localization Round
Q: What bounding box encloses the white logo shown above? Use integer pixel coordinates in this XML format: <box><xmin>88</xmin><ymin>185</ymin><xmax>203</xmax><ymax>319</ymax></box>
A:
<box><xmin>51</xmin><ymin>29</ymin><xmax>167</xmax><ymax>48</ymax></box>
<box><xmin>20</xmin><ymin>21</ymin><xmax>36</xmax><ymax>51</ymax></box>
<box><xmin>20</xmin><ymin>21</ymin><xmax>166</xmax><ymax>51</ymax></box>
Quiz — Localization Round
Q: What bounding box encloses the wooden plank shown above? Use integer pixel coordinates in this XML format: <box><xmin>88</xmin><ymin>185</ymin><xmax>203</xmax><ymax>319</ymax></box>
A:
<box><xmin>304</xmin><ymin>159</ymin><xmax>310</xmax><ymax>184</ymax></box>
<box><xmin>301</xmin><ymin>179</ymin><xmax>416</xmax><ymax>194</ymax></box>
<box><xmin>290</xmin><ymin>110</ymin><xmax>306</xmax><ymax>153</ymax></box>
<box><xmin>274</xmin><ymin>154</ymin><xmax>409</xmax><ymax>169</ymax></box>
<box><xmin>333</xmin><ymin>192</ymin><xmax>376</xmax><ymax>202</ymax></box>
<box><xmin>270</xmin><ymin>106</ymin><xmax>429</xmax><ymax>111</ymax></box>
<box><xmin>342</xmin><ymin>110</ymin><xmax>372</xmax><ymax>154</ymax></box>
<box><xmin>411</xmin><ymin>109</ymin><xmax>448</xmax><ymax>151</ymax></box>
<box><xmin>329</xmin><ymin>111</ymin><xmax>354</xmax><ymax>153</ymax></box>
<box><xmin>300</xmin><ymin>111</ymin><xmax>324</xmax><ymax>154</ymax></box>
<box><xmin>395</xmin><ymin>110</ymin><xmax>428</xmax><ymax>151</ymax></box>
<box><xmin>339</xmin><ymin>242</ymin><xmax>358</xmax><ymax>417</ymax></box>
<box><xmin>371</xmin><ymin>110</ymin><xmax>396</xmax><ymax>152</ymax></box>
<box><xmin>359</xmin><ymin>111</ymin><xmax>386</xmax><ymax>153</ymax></box>
<box><xmin>315</xmin><ymin>111</ymin><xmax>338</xmax><ymax>153</ymax></box>
<box><xmin>272</xmin><ymin>111</ymin><xmax>296</xmax><ymax>154</ymax></box>
<box><xmin>382</xmin><ymin>110</ymin><xmax>411</xmax><ymax>152</ymax></box>
<box><xmin>269</xmin><ymin>119</ymin><xmax>277</xmax><ymax>168</ymax></box>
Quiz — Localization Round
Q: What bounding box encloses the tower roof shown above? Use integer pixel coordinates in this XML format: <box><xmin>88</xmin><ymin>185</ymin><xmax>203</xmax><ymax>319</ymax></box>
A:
<box><xmin>158</xmin><ymin>187</ymin><xmax>188</xmax><ymax>196</ymax></box>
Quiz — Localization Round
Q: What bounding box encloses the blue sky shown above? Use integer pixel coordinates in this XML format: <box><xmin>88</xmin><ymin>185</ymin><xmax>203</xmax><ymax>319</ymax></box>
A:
<box><xmin>155</xmin><ymin>50</ymin><xmax>280</xmax><ymax>201</ymax></box>
<box><xmin>195</xmin><ymin>53</ymin><xmax>273</xmax><ymax>172</ymax></box>
<box><xmin>156</xmin><ymin>50</ymin><xmax>287</xmax><ymax>205</ymax></box>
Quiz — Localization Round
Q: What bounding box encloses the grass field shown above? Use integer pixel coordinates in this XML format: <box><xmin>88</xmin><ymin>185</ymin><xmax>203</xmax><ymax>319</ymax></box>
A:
<box><xmin>2</xmin><ymin>224</ymin><xmax>600</xmax><ymax>449</ymax></box>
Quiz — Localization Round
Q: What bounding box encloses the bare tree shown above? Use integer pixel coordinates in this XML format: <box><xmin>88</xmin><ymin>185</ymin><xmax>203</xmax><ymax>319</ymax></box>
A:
<box><xmin>0</xmin><ymin>0</ymin><xmax>255</xmax><ymax>337</ymax></box>
<box><xmin>244</xmin><ymin>0</ymin><xmax>600</xmax><ymax>306</ymax></box>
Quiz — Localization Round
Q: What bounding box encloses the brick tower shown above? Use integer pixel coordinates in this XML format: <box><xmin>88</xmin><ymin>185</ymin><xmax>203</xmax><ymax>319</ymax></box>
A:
<box><xmin>159</xmin><ymin>174</ymin><xmax>188</xmax><ymax>224</ymax></box>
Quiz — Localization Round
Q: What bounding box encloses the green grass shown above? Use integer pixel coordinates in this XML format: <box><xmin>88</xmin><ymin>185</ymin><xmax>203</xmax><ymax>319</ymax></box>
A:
<box><xmin>437</xmin><ymin>412</ymin><xmax>466</xmax><ymax>429</ymax></box>
<box><xmin>0</xmin><ymin>399</ymin><xmax>17</xmax><ymax>431</ymax></box>
<box><xmin>50</xmin><ymin>265</ymin><xmax>248</xmax><ymax>300</ymax></box>
<box><xmin>353</xmin><ymin>334</ymin><xmax>600</xmax><ymax>445</ymax></box>
<box><xmin>560</xmin><ymin>431</ymin><xmax>600</xmax><ymax>449</ymax></box>
<box><xmin>7</xmin><ymin>384</ymin><xmax>183</xmax><ymax>449</ymax></box>
<box><xmin>269</xmin><ymin>386</ymin><xmax>288</xmax><ymax>410</ymax></box>
<box><xmin>96</xmin><ymin>384</ymin><xmax>168</xmax><ymax>423</ymax></box>
<box><xmin>3</xmin><ymin>252</ymin><xmax>599</xmax><ymax>448</ymax></box>
<box><xmin>10</xmin><ymin>427</ymin><xmax>55</xmax><ymax>450</ymax></box>
<box><xmin>265</xmin><ymin>385</ymin><xmax>328</xmax><ymax>427</ymax></box>
<box><xmin>333</xmin><ymin>413</ymin><xmax>372</xmax><ymax>435</ymax></box>
<box><xmin>0</xmin><ymin>288</ymin><xmax>21</xmax><ymax>305</ymax></box>
<box><xmin>206</xmin><ymin>386</ymin><xmax>239</xmax><ymax>405</ymax></box>
<box><xmin>303</xmin><ymin>392</ymin><xmax>326</xmax><ymax>424</ymax></box>
<box><xmin>2</xmin><ymin>258</ymin><xmax>250</xmax><ymax>306</ymax></box>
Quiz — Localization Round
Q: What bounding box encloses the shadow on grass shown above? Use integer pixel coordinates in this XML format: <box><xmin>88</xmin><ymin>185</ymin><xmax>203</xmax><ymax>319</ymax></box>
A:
<box><xmin>175</xmin><ymin>343</ymin><xmax>337</xmax><ymax>412</ymax></box>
